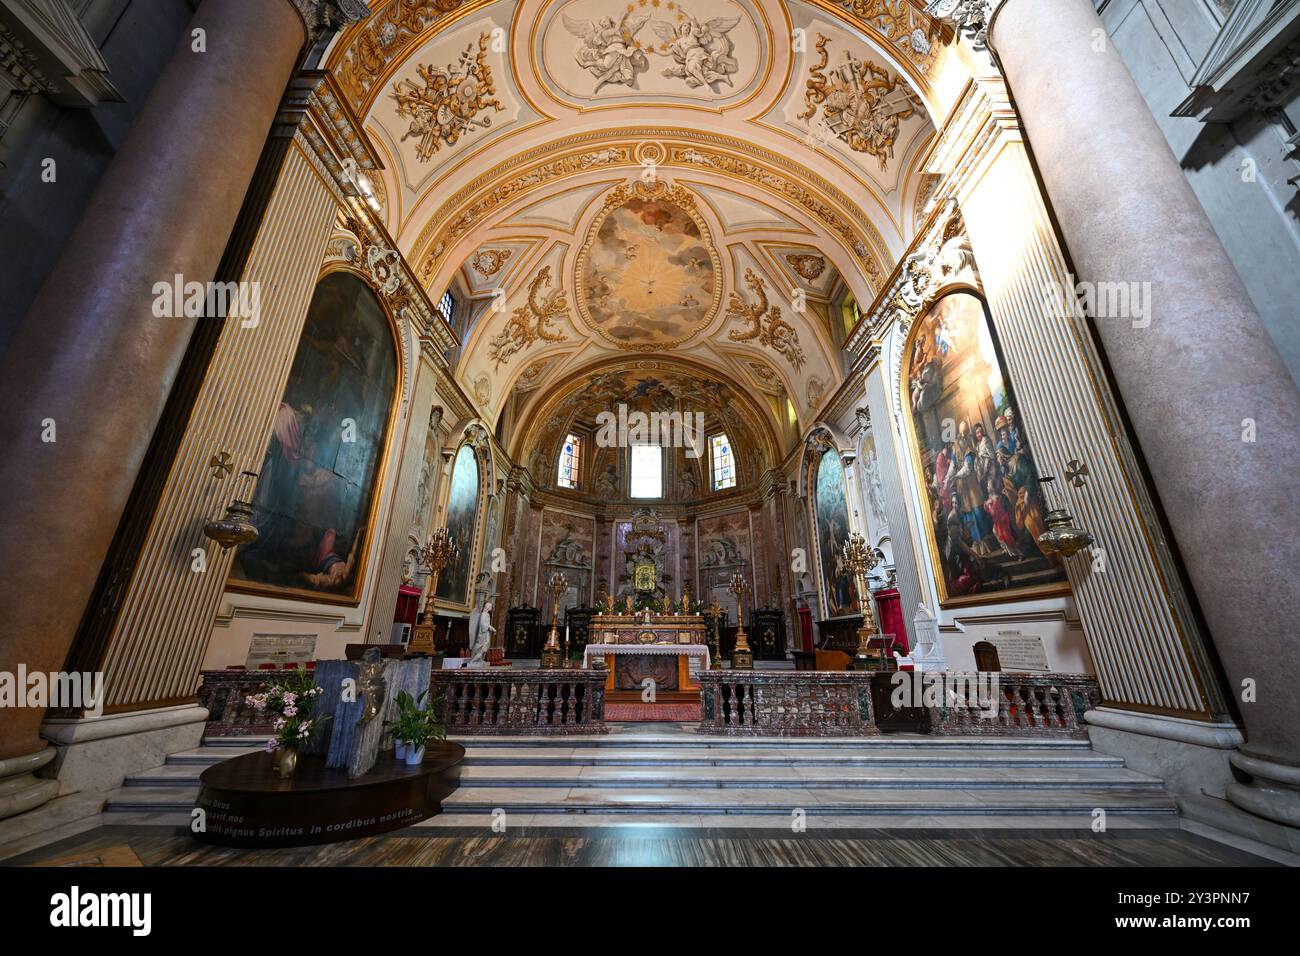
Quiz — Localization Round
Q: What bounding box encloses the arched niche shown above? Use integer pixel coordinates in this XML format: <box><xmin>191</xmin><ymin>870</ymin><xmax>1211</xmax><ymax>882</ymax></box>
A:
<box><xmin>433</xmin><ymin>434</ymin><xmax>487</xmax><ymax>610</ymax></box>
<box><xmin>809</xmin><ymin>440</ymin><xmax>860</xmax><ymax>620</ymax></box>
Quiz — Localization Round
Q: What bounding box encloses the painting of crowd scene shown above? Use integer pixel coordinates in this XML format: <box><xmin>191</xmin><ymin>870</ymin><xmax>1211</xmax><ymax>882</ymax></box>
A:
<box><xmin>905</xmin><ymin>292</ymin><xmax>1068</xmax><ymax>603</ymax></box>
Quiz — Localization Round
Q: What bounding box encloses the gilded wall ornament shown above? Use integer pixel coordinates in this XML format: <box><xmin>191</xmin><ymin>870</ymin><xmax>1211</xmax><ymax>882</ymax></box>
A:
<box><xmin>470</xmin><ymin>248</ymin><xmax>512</xmax><ymax>278</ymax></box>
<box><xmin>745</xmin><ymin>359</ymin><xmax>784</xmax><ymax>394</ymax></box>
<box><xmin>726</xmin><ymin>268</ymin><xmax>807</xmax><ymax>370</ymax></box>
<box><xmin>799</xmin><ymin>35</ymin><xmax>917</xmax><ymax>170</ymax></box>
<box><xmin>391</xmin><ymin>33</ymin><xmax>503</xmax><ymax>162</ymax></box>
<box><xmin>923</xmin><ymin>0</ymin><xmax>991</xmax><ymax>52</ymax></box>
<box><xmin>841</xmin><ymin>0</ymin><xmax>944</xmax><ymax>66</ymax></box>
<box><xmin>488</xmin><ymin>266</ymin><xmax>569</xmax><ymax>370</ymax></box>
<box><xmin>335</xmin><ymin>0</ymin><xmax>470</xmax><ymax>111</ymax></box>
<box><xmin>786</xmin><ymin>253</ymin><xmax>827</xmax><ymax>282</ymax></box>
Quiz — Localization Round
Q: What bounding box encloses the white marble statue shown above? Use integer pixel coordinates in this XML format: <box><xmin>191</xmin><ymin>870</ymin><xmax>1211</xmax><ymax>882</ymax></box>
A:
<box><xmin>467</xmin><ymin>600</ymin><xmax>496</xmax><ymax>669</ymax></box>
<box><xmin>909</xmin><ymin>604</ymin><xmax>948</xmax><ymax>672</ymax></box>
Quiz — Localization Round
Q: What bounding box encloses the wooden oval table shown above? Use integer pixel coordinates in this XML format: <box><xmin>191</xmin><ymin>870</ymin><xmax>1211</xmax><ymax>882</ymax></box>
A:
<box><xmin>193</xmin><ymin>742</ymin><xmax>464</xmax><ymax>848</ymax></box>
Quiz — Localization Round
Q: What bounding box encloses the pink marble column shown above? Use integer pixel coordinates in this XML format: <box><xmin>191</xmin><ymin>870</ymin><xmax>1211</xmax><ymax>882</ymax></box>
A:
<box><xmin>990</xmin><ymin>0</ymin><xmax>1300</xmax><ymax>826</ymax></box>
<box><xmin>0</xmin><ymin>0</ymin><xmax>308</xmax><ymax>810</ymax></box>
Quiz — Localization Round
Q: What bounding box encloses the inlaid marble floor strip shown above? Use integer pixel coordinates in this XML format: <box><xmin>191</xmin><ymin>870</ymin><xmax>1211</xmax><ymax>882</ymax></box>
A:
<box><xmin>7</xmin><ymin>824</ymin><xmax>1276</xmax><ymax>867</ymax></box>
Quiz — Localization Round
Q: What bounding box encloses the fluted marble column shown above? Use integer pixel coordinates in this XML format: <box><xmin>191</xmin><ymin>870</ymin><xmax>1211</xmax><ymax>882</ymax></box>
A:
<box><xmin>0</xmin><ymin>1</ymin><xmax>338</xmax><ymax>818</ymax></box>
<box><xmin>989</xmin><ymin>0</ymin><xmax>1300</xmax><ymax>826</ymax></box>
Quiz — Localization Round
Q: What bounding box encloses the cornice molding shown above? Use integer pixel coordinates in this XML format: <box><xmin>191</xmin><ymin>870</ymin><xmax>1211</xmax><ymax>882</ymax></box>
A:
<box><xmin>0</xmin><ymin>0</ymin><xmax>121</xmax><ymax>107</ymax></box>
<box><xmin>289</xmin><ymin>0</ymin><xmax>372</xmax><ymax>44</ymax></box>
<box><xmin>1172</xmin><ymin>0</ymin><xmax>1300</xmax><ymax>123</ymax></box>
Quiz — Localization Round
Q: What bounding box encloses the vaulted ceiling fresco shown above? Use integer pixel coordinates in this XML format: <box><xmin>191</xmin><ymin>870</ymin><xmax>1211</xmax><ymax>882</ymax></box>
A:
<box><xmin>322</xmin><ymin>0</ymin><xmax>956</xmax><ymax>466</ymax></box>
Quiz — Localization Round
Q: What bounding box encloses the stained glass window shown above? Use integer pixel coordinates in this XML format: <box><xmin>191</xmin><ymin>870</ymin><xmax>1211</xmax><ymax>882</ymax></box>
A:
<box><xmin>557</xmin><ymin>433</ymin><xmax>581</xmax><ymax>489</ymax></box>
<box><xmin>629</xmin><ymin>444</ymin><xmax>662</xmax><ymax>498</ymax></box>
<box><xmin>711</xmin><ymin>433</ymin><xmax>735</xmax><ymax>490</ymax></box>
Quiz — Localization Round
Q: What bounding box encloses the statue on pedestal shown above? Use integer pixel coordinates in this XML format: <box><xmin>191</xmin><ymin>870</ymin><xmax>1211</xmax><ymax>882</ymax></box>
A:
<box><xmin>467</xmin><ymin>599</ymin><xmax>496</xmax><ymax>668</ymax></box>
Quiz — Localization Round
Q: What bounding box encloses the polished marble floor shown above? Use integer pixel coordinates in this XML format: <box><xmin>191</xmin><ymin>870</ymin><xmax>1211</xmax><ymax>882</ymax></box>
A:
<box><xmin>5</xmin><ymin>823</ymin><xmax>1276</xmax><ymax>867</ymax></box>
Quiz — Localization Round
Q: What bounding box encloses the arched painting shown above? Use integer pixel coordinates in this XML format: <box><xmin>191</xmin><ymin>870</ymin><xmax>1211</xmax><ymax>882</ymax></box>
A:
<box><xmin>231</xmin><ymin>271</ymin><xmax>397</xmax><ymax>603</ymax></box>
<box><xmin>903</xmin><ymin>290</ymin><xmax>1068</xmax><ymax>605</ymax></box>
<box><xmin>815</xmin><ymin>448</ymin><xmax>859</xmax><ymax>618</ymax></box>
<box><xmin>433</xmin><ymin>443</ymin><xmax>480</xmax><ymax>607</ymax></box>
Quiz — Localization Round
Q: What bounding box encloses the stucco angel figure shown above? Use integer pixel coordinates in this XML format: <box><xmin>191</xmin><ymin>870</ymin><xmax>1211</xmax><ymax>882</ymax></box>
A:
<box><xmin>653</xmin><ymin>12</ymin><xmax>741</xmax><ymax>90</ymax></box>
<box><xmin>564</xmin><ymin>10</ymin><xmax>652</xmax><ymax>92</ymax></box>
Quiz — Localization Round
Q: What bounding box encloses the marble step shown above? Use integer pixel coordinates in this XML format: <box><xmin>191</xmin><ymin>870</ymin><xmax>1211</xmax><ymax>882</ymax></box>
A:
<box><xmin>124</xmin><ymin>759</ymin><xmax>1159</xmax><ymax>790</ymax></box>
<box><xmin>166</xmin><ymin>746</ymin><xmax>264</xmax><ymax>766</ymax></box>
<box><xmin>442</xmin><ymin>785</ymin><xmax>1178</xmax><ymax>816</ymax></box>
<box><xmin>176</xmin><ymin>743</ymin><xmax>1124</xmax><ymax>771</ymax></box>
<box><xmin>103</xmin><ymin>786</ymin><xmax>200</xmax><ymax>812</ymax></box>
<box><xmin>103</xmin><ymin>786</ymin><xmax>1176</xmax><ymax>818</ymax></box>
<box><xmin>452</xmin><ymin>764</ymin><xmax>1164</xmax><ymax>790</ymax></box>
<box><xmin>448</xmin><ymin>735</ymin><xmax>1097</xmax><ymax>750</ymax></box>
<box><xmin>458</xmin><ymin>746</ymin><xmax>1125</xmax><ymax>768</ymax></box>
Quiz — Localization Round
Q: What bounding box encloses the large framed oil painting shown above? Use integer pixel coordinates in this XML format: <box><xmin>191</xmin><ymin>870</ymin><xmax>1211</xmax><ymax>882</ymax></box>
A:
<box><xmin>433</xmin><ymin>443</ymin><xmax>480</xmax><ymax>608</ymax></box>
<box><xmin>814</xmin><ymin>448</ymin><xmax>859</xmax><ymax>619</ymax></box>
<box><xmin>903</xmin><ymin>290</ymin><xmax>1068</xmax><ymax>605</ymax></box>
<box><xmin>230</xmin><ymin>271</ymin><xmax>397</xmax><ymax>604</ymax></box>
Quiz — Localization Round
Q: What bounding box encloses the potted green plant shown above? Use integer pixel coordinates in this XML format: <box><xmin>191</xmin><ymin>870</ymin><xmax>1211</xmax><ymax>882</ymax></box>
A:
<box><xmin>387</xmin><ymin>689</ymin><xmax>446</xmax><ymax>765</ymax></box>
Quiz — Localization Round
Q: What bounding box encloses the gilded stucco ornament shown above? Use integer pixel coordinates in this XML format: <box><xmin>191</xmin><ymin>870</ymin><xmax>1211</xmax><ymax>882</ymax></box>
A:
<box><xmin>488</xmin><ymin>266</ymin><xmax>569</xmax><ymax>370</ymax></box>
<box><xmin>786</xmin><ymin>254</ymin><xmax>827</xmax><ymax>282</ymax></box>
<box><xmin>840</xmin><ymin>1</ymin><xmax>943</xmax><ymax>68</ymax></box>
<box><xmin>470</xmin><ymin>248</ymin><xmax>512</xmax><ymax>278</ymax></box>
<box><xmin>334</xmin><ymin>0</ymin><xmax>471</xmax><ymax>111</ymax></box>
<box><xmin>391</xmin><ymin>34</ymin><xmax>503</xmax><ymax>161</ymax></box>
<box><xmin>726</xmin><ymin>268</ymin><xmax>807</xmax><ymax>370</ymax></box>
<box><xmin>799</xmin><ymin>35</ymin><xmax>917</xmax><ymax>169</ymax></box>
<box><xmin>924</xmin><ymin>0</ymin><xmax>993</xmax><ymax>52</ymax></box>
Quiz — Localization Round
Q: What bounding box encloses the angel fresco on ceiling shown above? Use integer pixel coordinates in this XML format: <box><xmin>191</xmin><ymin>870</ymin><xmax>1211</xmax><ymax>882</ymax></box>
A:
<box><xmin>561</xmin><ymin>4</ymin><xmax>745</xmax><ymax>96</ymax></box>
<box><xmin>651</xmin><ymin>10</ymin><xmax>742</xmax><ymax>91</ymax></box>
<box><xmin>563</xmin><ymin>9</ymin><xmax>653</xmax><ymax>92</ymax></box>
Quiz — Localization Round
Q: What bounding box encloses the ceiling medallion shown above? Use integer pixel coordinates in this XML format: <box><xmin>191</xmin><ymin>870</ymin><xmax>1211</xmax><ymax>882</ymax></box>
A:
<box><xmin>726</xmin><ymin>268</ymin><xmax>807</xmax><ymax>370</ymax></box>
<box><xmin>488</xmin><ymin>266</ymin><xmax>569</xmax><ymax>370</ymax></box>
<box><xmin>798</xmin><ymin>35</ymin><xmax>918</xmax><ymax>170</ymax></box>
<box><xmin>786</xmin><ymin>253</ymin><xmax>826</xmax><ymax>282</ymax></box>
<box><xmin>391</xmin><ymin>33</ymin><xmax>503</xmax><ymax>162</ymax></box>
<box><xmin>574</xmin><ymin>179</ymin><xmax>722</xmax><ymax>351</ymax></box>
<box><xmin>470</xmin><ymin>247</ymin><xmax>512</xmax><ymax>278</ymax></box>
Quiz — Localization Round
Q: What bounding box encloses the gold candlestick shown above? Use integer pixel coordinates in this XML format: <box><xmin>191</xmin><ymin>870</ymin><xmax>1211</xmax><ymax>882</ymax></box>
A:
<box><xmin>707</xmin><ymin>598</ymin><xmax>723</xmax><ymax>670</ymax></box>
<box><xmin>408</xmin><ymin>524</ymin><xmax>459</xmax><ymax>657</ymax></box>
<box><xmin>729</xmin><ymin>571</ymin><xmax>753</xmax><ymax>670</ymax></box>
<box><xmin>541</xmin><ymin>572</ymin><xmax>567</xmax><ymax>669</ymax></box>
<box><xmin>840</xmin><ymin>512</ymin><xmax>884</xmax><ymax>669</ymax></box>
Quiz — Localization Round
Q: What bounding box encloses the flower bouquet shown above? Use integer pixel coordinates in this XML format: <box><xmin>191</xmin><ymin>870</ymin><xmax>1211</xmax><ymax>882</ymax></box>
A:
<box><xmin>244</xmin><ymin>666</ymin><xmax>328</xmax><ymax>778</ymax></box>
